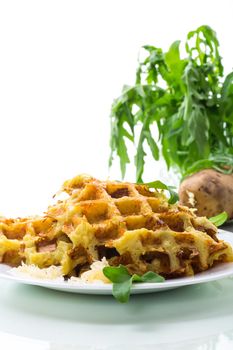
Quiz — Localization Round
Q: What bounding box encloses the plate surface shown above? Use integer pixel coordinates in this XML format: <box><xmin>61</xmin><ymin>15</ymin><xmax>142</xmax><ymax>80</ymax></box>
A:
<box><xmin>0</xmin><ymin>229</ymin><xmax>233</xmax><ymax>295</ymax></box>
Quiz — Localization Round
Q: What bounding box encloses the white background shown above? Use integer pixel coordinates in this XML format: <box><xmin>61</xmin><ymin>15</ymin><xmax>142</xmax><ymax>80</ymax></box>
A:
<box><xmin>0</xmin><ymin>0</ymin><xmax>232</xmax><ymax>216</ymax></box>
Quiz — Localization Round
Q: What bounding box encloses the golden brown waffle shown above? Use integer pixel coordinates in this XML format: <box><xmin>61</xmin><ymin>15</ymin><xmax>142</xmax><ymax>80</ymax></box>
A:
<box><xmin>0</xmin><ymin>174</ymin><xmax>232</xmax><ymax>278</ymax></box>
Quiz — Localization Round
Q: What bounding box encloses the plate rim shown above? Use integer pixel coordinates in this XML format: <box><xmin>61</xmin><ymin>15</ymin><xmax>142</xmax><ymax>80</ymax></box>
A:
<box><xmin>1</xmin><ymin>228</ymin><xmax>233</xmax><ymax>294</ymax></box>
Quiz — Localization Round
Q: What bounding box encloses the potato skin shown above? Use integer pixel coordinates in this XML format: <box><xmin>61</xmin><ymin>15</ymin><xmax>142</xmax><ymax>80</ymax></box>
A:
<box><xmin>179</xmin><ymin>169</ymin><xmax>233</xmax><ymax>219</ymax></box>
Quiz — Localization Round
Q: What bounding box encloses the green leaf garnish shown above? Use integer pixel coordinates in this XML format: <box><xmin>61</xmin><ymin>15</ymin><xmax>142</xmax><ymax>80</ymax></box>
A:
<box><xmin>142</xmin><ymin>180</ymin><xmax>179</xmax><ymax>204</ymax></box>
<box><xmin>209</xmin><ymin>211</ymin><xmax>228</xmax><ymax>227</ymax></box>
<box><xmin>103</xmin><ymin>264</ymin><xmax>131</xmax><ymax>283</ymax></box>
<box><xmin>103</xmin><ymin>265</ymin><xmax>164</xmax><ymax>303</ymax></box>
<box><xmin>139</xmin><ymin>271</ymin><xmax>165</xmax><ymax>283</ymax></box>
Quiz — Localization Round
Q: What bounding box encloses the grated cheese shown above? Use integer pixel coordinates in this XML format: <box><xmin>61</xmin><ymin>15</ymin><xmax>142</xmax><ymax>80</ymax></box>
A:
<box><xmin>10</xmin><ymin>258</ymin><xmax>111</xmax><ymax>284</ymax></box>
<box><xmin>69</xmin><ymin>258</ymin><xmax>111</xmax><ymax>284</ymax></box>
<box><xmin>11</xmin><ymin>263</ymin><xmax>63</xmax><ymax>280</ymax></box>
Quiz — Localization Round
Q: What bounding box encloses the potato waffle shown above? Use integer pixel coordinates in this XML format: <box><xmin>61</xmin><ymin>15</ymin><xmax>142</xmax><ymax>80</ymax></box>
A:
<box><xmin>0</xmin><ymin>174</ymin><xmax>233</xmax><ymax>278</ymax></box>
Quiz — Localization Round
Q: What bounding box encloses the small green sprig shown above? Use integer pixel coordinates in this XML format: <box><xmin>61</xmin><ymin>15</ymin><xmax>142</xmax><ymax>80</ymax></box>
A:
<box><xmin>142</xmin><ymin>180</ymin><xmax>179</xmax><ymax>204</ymax></box>
<box><xmin>209</xmin><ymin>211</ymin><xmax>228</xmax><ymax>227</ymax></box>
<box><xmin>103</xmin><ymin>265</ymin><xmax>164</xmax><ymax>303</ymax></box>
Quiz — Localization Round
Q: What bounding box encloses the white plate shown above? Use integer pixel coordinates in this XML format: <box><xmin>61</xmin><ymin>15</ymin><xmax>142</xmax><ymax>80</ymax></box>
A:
<box><xmin>1</xmin><ymin>229</ymin><xmax>233</xmax><ymax>295</ymax></box>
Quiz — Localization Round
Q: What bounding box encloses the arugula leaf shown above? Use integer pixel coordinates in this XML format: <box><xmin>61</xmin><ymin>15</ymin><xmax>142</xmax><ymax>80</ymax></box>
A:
<box><xmin>139</xmin><ymin>271</ymin><xmax>165</xmax><ymax>283</ymax></box>
<box><xmin>135</xmin><ymin>133</ymin><xmax>146</xmax><ymax>184</ymax></box>
<box><xmin>109</xmin><ymin>25</ymin><xmax>233</xmax><ymax>181</ymax></box>
<box><xmin>209</xmin><ymin>211</ymin><xmax>228</xmax><ymax>227</ymax></box>
<box><xmin>144</xmin><ymin>130</ymin><xmax>159</xmax><ymax>161</ymax></box>
<box><xmin>183</xmin><ymin>153</ymin><xmax>233</xmax><ymax>178</ymax></box>
<box><xmin>112</xmin><ymin>279</ymin><xmax>133</xmax><ymax>303</ymax></box>
<box><xmin>142</xmin><ymin>180</ymin><xmax>179</xmax><ymax>204</ymax></box>
<box><xmin>103</xmin><ymin>265</ymin><xmax>131</xmax><ymax>283</ymax></box>
<box><xmin>103</xmin><ymin>265</ymin><xmax>164</xmax><ymax>303</ymax></box>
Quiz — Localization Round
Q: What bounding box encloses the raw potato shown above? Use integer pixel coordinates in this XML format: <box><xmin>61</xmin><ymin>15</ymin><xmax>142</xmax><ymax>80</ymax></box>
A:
<box><xmin>179</xmin><ymin>169</ymin><xmax>233</xmax><ymax>219</ymax></box>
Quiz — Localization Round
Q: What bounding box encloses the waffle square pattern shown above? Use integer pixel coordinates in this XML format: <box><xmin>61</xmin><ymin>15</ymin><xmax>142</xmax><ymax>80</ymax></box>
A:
<box><xmin>0</xmin><ymin>174</ymin><xmax>233</xmax><ymax>279</ymax></box>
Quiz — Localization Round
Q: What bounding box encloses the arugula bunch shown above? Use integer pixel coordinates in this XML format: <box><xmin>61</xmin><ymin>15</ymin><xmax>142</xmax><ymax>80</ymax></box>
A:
<box><xmin>109</xmin><ymin>25</ymin><xmax>233</xmax><ymax>182</ymax></box>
